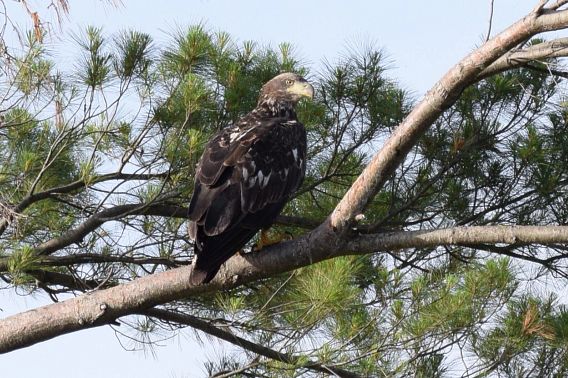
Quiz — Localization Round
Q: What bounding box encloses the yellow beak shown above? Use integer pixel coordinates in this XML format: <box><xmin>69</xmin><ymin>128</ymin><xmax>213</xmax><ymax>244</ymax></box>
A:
<box><xmin>288</xmin><ymin>81</ymin><xmax>314</xmax><ymax>100</ymax></box>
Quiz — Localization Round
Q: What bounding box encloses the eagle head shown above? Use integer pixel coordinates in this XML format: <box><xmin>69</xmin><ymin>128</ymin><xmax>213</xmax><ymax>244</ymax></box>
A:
<box><xmin>258</xmin><ymin>72</ymin><xmax>314</xmax><ymax>107</ymax></box>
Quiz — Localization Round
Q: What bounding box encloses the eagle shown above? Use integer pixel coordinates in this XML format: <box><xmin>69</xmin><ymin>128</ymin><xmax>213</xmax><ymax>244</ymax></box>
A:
<box><xmin>188</xmin><ymin>72</ymin><xmax>314</xmax><ymax>285</ymax></box>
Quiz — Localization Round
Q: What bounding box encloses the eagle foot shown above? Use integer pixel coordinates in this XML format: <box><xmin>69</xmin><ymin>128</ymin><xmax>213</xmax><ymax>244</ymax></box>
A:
<box><xmin>254</xmin><ymin>229</ymin><xmax>292</xmax><ymax>251</ymax></box>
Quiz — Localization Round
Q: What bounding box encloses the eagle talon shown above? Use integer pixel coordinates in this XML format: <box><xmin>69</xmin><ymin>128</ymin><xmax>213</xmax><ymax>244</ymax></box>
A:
<box><xmin>254</xmin><ymin>229</ymin><xmax>293</xmax><ymax>251</ymax></box>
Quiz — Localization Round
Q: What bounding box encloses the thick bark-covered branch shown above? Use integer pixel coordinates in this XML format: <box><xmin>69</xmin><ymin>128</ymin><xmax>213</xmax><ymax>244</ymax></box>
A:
<box><xmin>345</xmin><ymin>225</ymin><xmax>568</xmax><ymax>254</ymax></box>
<box><xmin>322</xmin><ymin>7</ymin><xmax>568</xmax><ymax>240</ymax></box>
<box><xmin>2</xmin><ymin>225</ymin><xmax>568</xmax><ymax>353</ymax></box>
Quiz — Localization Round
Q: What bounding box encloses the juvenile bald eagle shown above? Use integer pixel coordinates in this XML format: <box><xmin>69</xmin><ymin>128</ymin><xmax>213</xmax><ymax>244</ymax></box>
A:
<box><xmin>188</xmin><ymin>72</ymin><xmax>314</xmax><ymax>284</ymax></box>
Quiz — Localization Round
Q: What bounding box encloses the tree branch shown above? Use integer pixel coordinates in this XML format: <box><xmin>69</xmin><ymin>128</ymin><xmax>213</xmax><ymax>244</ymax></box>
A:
<box><xmin>345</xmin><ymin>225</ymin><xmax>568</xmax><ymax>254</ymax></box>
<box><xmin>0</xmin><ymin>203</ymin><xmax>189</xmax><ymax>273</ymax></box>
<box><xmin>545</xmin><ymin>0</ymin><xmax>568</xmax><ymax>11</ymax></box>
<box><xmin>34</xmin><ymin>253</ymin><xmax>190</xmax><ymax>268</ymax></box>
<box><xmin>479</xmin><ymin>37</ymin><xmax>568</xmax><ymax>79</ymax></box>
<box><xmin>28</xmin><ymin>269</ymin><xmax>104</xmax><ymax>293</ymax></box>
<box><xmin>2</xmin><ymin>225</ymin><xmax>568</xmax><ymax>353</ymax></box>
<box><xmin>0</xmin><ymin>172</ymin><xmax>170</xmax><ymax>236</ymax></box>
<box><xmin>321</xmin><ymin>7</ymin><xmax>568</xmax><ymax>242</ymax></box>
<box><xmin>35</xmin><ymin>203</ymin><xmax>187</xmax><ymax>256</ymax></box>
<box><xmin>141</xmin><ymin>308</ymin><xmax>362</xmax><ymax>378</ymax></box>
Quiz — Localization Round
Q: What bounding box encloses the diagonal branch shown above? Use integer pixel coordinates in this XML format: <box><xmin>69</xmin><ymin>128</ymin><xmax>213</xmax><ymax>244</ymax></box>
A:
<box><xmin>321</xmin><ymin>7</ymin><xmax>568</xmax><ymax>242</ymax></box>
<box><xmin>0</xmin><ymin>203</ymin><xmax>188</xmax><ymax>273</ymax></box>
<box><xmin>0</xmin><ymin>171</ymin><xmax>170</xmax><ymax>236</ymax></box>
<box><xmin>546</xmin><ymin>0</ymin><xmax>568</xmax><ymax>11</ymax></box>
<box><xmin>141</xmin><ymin>308</ymin><xmax>362</xmax><ymax>378</ymax></box>
<box><xmin>35</xmin><ymin>203</ymin><xmax>187</xmax><ymax>256</ymax></box>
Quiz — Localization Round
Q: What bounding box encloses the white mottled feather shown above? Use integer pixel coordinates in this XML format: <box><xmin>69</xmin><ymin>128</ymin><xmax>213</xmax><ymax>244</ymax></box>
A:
<box><xmin>261</xmin><ymin>172</ymin><xmax>271</xmax><ymax>188</ymax></box>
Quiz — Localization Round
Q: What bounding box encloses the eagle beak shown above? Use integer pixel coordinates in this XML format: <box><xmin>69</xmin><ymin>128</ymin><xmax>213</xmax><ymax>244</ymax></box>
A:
<box><xmin>289</xmin><ymin>81</ymin><xmax>314</xmax><ymax>100</ymax></box>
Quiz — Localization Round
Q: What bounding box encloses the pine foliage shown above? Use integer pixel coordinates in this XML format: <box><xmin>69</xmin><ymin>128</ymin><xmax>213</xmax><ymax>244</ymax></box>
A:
<box><xmin>1</xmin><ymin>24</ymin><xmax>568</xmax><ymax>376</ymax></box>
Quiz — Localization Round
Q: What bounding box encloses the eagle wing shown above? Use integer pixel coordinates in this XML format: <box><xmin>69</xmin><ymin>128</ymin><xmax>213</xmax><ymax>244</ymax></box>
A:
<box><xmin>187</xmin><ymin>118</ymin><xmax>306</xmax><ymax>283</ymax></box>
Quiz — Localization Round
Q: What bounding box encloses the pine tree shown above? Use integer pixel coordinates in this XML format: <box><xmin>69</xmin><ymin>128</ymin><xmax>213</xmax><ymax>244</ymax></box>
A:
<box><xmin>3</xmin><ymin>2</ymin><xmax>568</xmax><ymax>377</ymax></box>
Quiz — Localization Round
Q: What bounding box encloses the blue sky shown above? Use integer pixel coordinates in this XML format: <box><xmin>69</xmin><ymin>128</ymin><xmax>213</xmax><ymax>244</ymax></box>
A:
<box><xmin>0</xmin><ymin>1</ymin><xmax>546</xmax><ymax>377</ymax></box>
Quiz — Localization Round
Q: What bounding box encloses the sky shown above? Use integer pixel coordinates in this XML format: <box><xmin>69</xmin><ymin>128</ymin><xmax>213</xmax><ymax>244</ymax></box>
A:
<box><xmin>0</xmin><ymin>0</ymin><xmax>551</xmax><ymax>377</ymax></box>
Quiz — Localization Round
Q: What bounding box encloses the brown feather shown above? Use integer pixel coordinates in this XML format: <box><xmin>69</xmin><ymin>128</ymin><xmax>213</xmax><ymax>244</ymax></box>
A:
<box><xmin>187</xmin><ymin>73</ymin><xmax>312</xmax><ymax>284</ymax></box>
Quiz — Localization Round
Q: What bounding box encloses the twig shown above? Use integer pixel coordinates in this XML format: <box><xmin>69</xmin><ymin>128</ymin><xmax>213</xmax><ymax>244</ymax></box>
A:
<box><xmin>141</xmin><ymin>308</ymin><xmax>363</xmax><ymax>378</ymax></box>
<box><xmin>486</xmin><ymin>0</ymin><xmax>495</xmax><ymax>42</ymax></box>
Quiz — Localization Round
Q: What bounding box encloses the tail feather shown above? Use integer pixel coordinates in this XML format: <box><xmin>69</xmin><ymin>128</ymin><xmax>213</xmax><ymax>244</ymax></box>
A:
<box><xmin>189</xmin><ymin>202</ymin><xmax>288</xmax><ymax>285</ymax></box>
<box><xmin>189</xmin><ymin>225</ymin><xmax>259</xmax><ymax>285</ymax></box>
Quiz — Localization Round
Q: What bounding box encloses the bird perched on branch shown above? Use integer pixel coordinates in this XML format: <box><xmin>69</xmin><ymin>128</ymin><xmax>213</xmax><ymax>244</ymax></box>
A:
<box><xmin>188</xmin><ymin>72</ymin><xmax>314</xmax><ymax>284</ymax></box>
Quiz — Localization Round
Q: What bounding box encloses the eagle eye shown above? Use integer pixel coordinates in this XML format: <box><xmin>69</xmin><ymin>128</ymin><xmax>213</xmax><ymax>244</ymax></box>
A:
<box><xmin>285</xmin><ymin>79</ymin><xmax>294</xmax><ymax>86</ymax></box>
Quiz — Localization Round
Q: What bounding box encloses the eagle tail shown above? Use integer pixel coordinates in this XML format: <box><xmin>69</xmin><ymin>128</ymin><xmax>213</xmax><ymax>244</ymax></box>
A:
<box><xmin>189</xmin><ymin>225</ymin><xmax>260</xmax><ymax>285</ymax></box>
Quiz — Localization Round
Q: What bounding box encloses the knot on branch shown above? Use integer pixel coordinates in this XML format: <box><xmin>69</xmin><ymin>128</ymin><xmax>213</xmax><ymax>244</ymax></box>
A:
<box><xmin>75</xmin><ymin>299</ymin><xmax>110</xmax><ymax>326</ymax></box>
